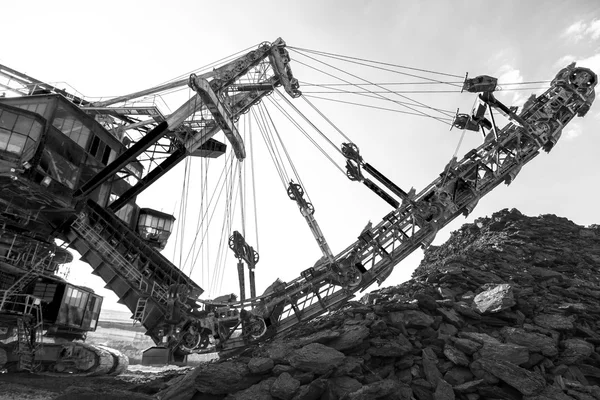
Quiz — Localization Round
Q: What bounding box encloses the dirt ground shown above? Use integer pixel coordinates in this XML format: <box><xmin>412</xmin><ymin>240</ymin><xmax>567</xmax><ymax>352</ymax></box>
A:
<box><xmin>0</xmin><ymin>366</ymin><xmax>192</xmax><ymax>400</ymax></box>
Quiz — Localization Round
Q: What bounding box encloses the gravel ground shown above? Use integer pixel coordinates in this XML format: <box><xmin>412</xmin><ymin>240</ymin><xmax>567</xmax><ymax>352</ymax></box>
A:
<box><xmin>0</xmin><ymin>366</ymin><xmax>192</xmax><ymax>400</ymax></box>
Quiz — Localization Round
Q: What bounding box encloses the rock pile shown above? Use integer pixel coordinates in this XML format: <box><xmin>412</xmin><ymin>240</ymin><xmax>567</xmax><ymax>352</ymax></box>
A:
<box><xmin>154</xmin><ymin>209</ymin><xmax>600</xmax><ymax>400</ymax></box>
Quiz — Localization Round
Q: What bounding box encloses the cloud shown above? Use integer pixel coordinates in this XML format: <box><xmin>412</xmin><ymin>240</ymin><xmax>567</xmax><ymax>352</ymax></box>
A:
<box><xmin>563</xmin><ymin>19</ymin><xmax>600</xmax><ymax>42</ymax></box>
<box><xmin>577</xmin><ymin>53</ymin><xmax>600</xmax><ymax>76</ymax></box>
<box><xmin>564</xmin><ymin>21</ymin><xmax>587</xmax><ymax>42</ymax></box>
<box><xmin>564</xmin><ymin>123</ymin><xmax>582</xmax><ymax>140</ymax></box>
<box><xmin>554</xmin><ymin>55</ymin><xmax>576</xmax><ymax>68</ymax></box>
<box><xmin>496</xmin><ymin>65</ymin><xmax>526</xmax><ymax>106</ymax></box>
<box><xmin>553</xmin><ymin>52</ymin><xmax>600</xmax><ymax>78</ymax></box>
<box><xmin>588</xmin><ymin>19</ymin><xmax>600</xmax><ymax>40</ymax></box>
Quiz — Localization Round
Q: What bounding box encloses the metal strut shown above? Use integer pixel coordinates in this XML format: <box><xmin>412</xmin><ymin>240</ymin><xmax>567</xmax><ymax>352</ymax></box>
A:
<box><xmin>342</xmin><ymin>142</ymin><xmax>413</xmax><ymax>208</ymax></box>
<box><xmin>287</xmin><ymin>182</ymin><xmax>335</xmax><ymax>264</ymax></box>
<box><xmin>229</xmin><ymin>231</ymin><xmax>259</xmax><ymax>300</ymax></box>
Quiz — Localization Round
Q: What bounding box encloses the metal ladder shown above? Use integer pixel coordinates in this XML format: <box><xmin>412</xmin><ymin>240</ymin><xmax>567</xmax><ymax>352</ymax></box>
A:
<box><xmin>71</xmin><ymin>214</ymin><xmax>168</xmax><ymax>304</ymax></box>
<box><xmin>132</xmin><ymin>297</ymin><xmax>148</xmax><ymax>326</ymax></box>
<box><xmin>15</xmin><ymin>297</ymin><xmax>43</xmax><ymax>372</ymax></box>
<box><xmin>16</xmin><ymin>318</ymin><xmax>34</xmax><ymax>371</ymax></box>
<box><xmin>0</xmin><ymin>255</ymin><xmax>48</xmax><ymax>312</ymax></box>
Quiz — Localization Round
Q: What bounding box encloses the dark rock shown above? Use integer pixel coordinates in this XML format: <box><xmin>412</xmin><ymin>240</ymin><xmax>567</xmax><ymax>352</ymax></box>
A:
<box><xmin>453</xmin><ymin>302</ymin><xmax>482</xmax><ymax>320</ymax></box>
<box><xmin>397</xmin><ymin>368</ymin><xmax>413</xmax><ymax>384</ymax></box>
<box><xmin>273</xmin><ymin>365</ymin><xmax>296</xmax><ymax>376</ymax></box>
<box><xmin>438</xmin><ymin>322</ymin><xmax>459</xmax><ymax>337</ymax></box>
<box><xmin>158</xmin><ymin>361</ymin><xmax>262</xmax><ymax>399</ymax></box>
<box><xmin>346</xmin><ymin>379</ymin><xmax>400</xmax><ymax>399</ymax></box>
<box><xmin>287</xmin><ymin>343</ymin><xmax>345</xmax><ymax>374</ymax></box>
<box><xmin>565</xmin><ymin>365</ymin><xmax>588</xmax><ymax>386</ymax></box>
<box><xmin>579</xmin><ymin>363</ymin><xmax>600</xmax><ymax>379</ymax></box>
<box><xmin>470</xmin><ymin>364</ymin><xmax>500</xmax><ymax>385</ymax></box>
<box><xmin>473</xmin><ymin>358</ymin><xmax>546</xmax><ymax>396</ymax></box>
<box><xmin>443</xmin><ymin>345</ymin><xmax>470</xmax><ymax>367</ymax></box>
<box><xmin>266</xmin><ymin>342</ymin><xmax>296</xmax><ymax>364</ymax></box>
<box><xmin>477</xmin><ymin>342</ymin><xmax>529</xmax><ymax>366</ymax></box>
<box><xmin>524</xmin><ymin>385</ymin><xmax>574</xmax><ymax>400</ymax></box>
<box><xmin>329</xmin><ymin>323</ymin><xmax>370</xmax><ymax>351</ymax></box>
<box><xmin>477</xmin><ymin>384</ymin><xmax>522</xmax><ymax>400</ymax></box>
<box><xmin>322</xmin><ymin>376</ymin><xmax>362</xmax><ymax>400</ymax></box>
<box><xmin>369</xmin><ymin>320</ymin><xmax>389</xmax><ymax>337</ymax></box>
<box><xmin>453</xmin><ymin>379</ymin><xmax>485</xmax><ymax>393</ymax></box>
<box><xmin>450</xmin><ymin>337</ymin><xmax>481</xmax><ymax>355</ymax></box>
<box><xmin>396</xmin><ymin>354</ymin><xmax>418</xmax><ymax>369</ymax></box>
<box><xmin>416</xmin><ymin>293</ymin><xmax>439</xmax><ymax>311</ymax></box>
<box><xmin>437</xmin><ymin>308</ymin><xmax>464</xmax><ymax>328</ymax></box>
<box><xmin>458</xmin><ymin>332</ymin><xmax>501</xmax><ymax>345</ymax></box>
<box><xmin>559</xmin><ymin>339</ymin><xmax>594</xmax><ymax>365</ymax></box>
<box><xmin>423</xmin><ymin>348</ymin><xmax>443</xmax><ymax>388</ymax></box>
<box><xmin>443</xmin><ymin>367</ymin><xmax>474</xmax><ymax>385</ymax></box>
<box><xmin>433</xmin><ymin>379</ymin><xmax>455</xmax><ymax>400</ymax></box>
<box><xmin>368</xmin><ymin>337</ymin><xmax>413</xmax><ymax>357</ymax></box>
<box><xmin>248</xmin><ymin>358</ymin><xmax>275</xmax><ymax>374</ymax></box>
<box><xmin>533</xmin><ymin>314</ymin><xmax>574</xmax><ymax>331</ymax></box>
<box><xmin>292</xmin><ymin>379</ymin><xmax>326</xmax><ymax>400</ymax></box>
<box><xmin>501</xmin><ymin>327</ymin><xmax>558</xmax><ymax>357</ymax></box>
<box><xmin>388</xmin><ymin>310</ymin><xmax>435</xmax><ymax>328</ymax></box>
<box><xmin>332</xmin><ymin>357</ymin><xmax>362</xmax><ymax>379</ymax></box>
<box><xmin>227</xmin><ymin>377</ymin><xmax>276</xmax><ymax>400</ymax></box>
<box><xmin>521</xmin><ymin>352</ymin><xmax>545</xmax><ymax>369</ymax></box>
<box><xmin>411</xmin><ymin>379</ymin><xmax>434</xmax><ymax>400</ymax></box>
<box><xmin>270</xmin><ymin>373</ymin><xmax>300</xmax><ymax>400</ymax></box>
<box><xmin>296</xmin><ymin>330</ymin><xmax>341</xmax><ymax>347</ymax></box>
<box><xmin>293</xmin><ymin>372</ymin><xmax>315</xmax><ymax>385</ymax></box>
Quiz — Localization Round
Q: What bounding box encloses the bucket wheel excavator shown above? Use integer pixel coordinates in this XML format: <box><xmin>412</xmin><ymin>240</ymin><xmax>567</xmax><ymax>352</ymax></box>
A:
<box><xmin>0</xmin><ymin>39</ymin><xmax>595</xmax><ymax>368</ymax></box>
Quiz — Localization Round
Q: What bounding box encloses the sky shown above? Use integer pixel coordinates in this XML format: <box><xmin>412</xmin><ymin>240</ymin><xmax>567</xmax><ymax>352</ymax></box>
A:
<box><xmin>2</xmin><ymin>0</ymin><xmax>600</xmax><ymax>312</ymax></box>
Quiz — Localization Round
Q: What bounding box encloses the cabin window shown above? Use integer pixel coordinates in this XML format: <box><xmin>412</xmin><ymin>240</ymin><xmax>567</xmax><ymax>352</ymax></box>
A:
<box><xmin>0</xmin><ymin>109</ymin><xmax>41</xmax><ymax>159</ymax></box>
<box><xmin>37</xmin><ymin>126</ymin><xmax>87</xmax><ymax>190</ymax></box>
<box><xmin>0</xmin><ymin>110</ymin><xmax>19</xmax><ymax>130</ymax></box>
<box><xmin>65</xmin><ymin>287</ymin><xmax>89</xmax><ymax>308</ymax></box>
<box><xmin>6</xmin><ymin>133</ymin><xmax>26</xmax><ymax>154</ymax></box>
<box><xmin>52</xmin><ymin>103</ymin><xmax>92</xmax><ymax>149</ymax></box>
<box><xmin>86</xmin><ymin>134</ymin><xmax>114</xmax><ymax>165</ymax></box>
<box><xmin>89</xmin><ymin>295</ymin><xmax>102</xmax><ymax>330</ymax></box>
<box><xmin>13</xmin><ymin>115</ymin><xmax>34</xmax><ymax>135</ymax></box>
<box><xmin>136</xmin><ymin>209</ymin><xmax>176</xmax><ymax>250</ymax></box>
<box><xmin>102</xmin><ymin>145</ymin><xmax>112</xmax><ymax>164</ymax></box>
<box><xmin>89</xmin><ymin>135</ymin><xmax>100</xmax><ymax>155</ymax></box>
<box><xmin>5</xmin><ymin>98</ymin><xmax>51</xmax><ymax>119</ymax></box>
<box><xmin>32</xmin><ymin>282</ymin><xmax>58</xmax><ymax>303</ymax></box>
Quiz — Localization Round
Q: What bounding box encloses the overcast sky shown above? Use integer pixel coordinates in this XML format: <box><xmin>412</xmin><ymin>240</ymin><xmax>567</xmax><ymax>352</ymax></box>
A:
<box><xmin>2</xmin><ymin>1</ymin><xmax>599</xmax><ymax>311</ymax></box>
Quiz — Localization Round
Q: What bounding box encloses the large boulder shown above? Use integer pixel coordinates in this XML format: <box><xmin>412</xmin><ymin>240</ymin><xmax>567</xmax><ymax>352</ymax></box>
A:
<box><xmin>387</xmin><ymin>310</ymin><xmax>435</xmax><ymax>328</ymax></box>
<box><xmin>248</xmin><ymin>357</ymin><xmax>275</xmax><ymax>374</ymax></box>
<box><xmin>477</xmin><ymin>342</ymin><xmax>530</xmax><ymax>365</ymax></box>
<box><xmin>472</xmin><ymin>358</ymin><xmax>546</xmax><ymax>396</ymax></box>
<box><xmin>322</xmin><ymin>376</ymin><xmax>362</xmax><ymax>400</ymax></box>
<box><xmin>270</xmin><ymin>372</ymin><xmax>300</xmax><ymax>400</ymax></box>
<box><xmin>329</xmin><ymin>323</ymin><xmax>370</xmax><ymax>351</ymax></box>
<box><xmin>473</xmin><ymin>284</ymin><xmax>516</xmax><ymax>314</ymax></box>
<box><xmin>533</xmin><ymin>314</ymin><xmax>574</xmax><ymax>331</ymax></box>
<box><xmin>501</xmin><ymin>327</ymin><xmax>558</xmax><ymax>357</ymax></box>
<box><xmin>157</xmin><ymin>361</ymin><xmax>262</xmax><ymax>400</ymax></box>
<box><xmin>287</xmin><ymin>343</ymin><xmax>345</xmax><ymax>375</ymax></box>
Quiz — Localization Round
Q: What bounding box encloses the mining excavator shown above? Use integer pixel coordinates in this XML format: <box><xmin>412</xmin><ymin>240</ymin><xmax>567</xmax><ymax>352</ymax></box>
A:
<box><xmin>0</xmin><ymin>38</ymin><xmax>595</xmax><ymax>371</ymax></box>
